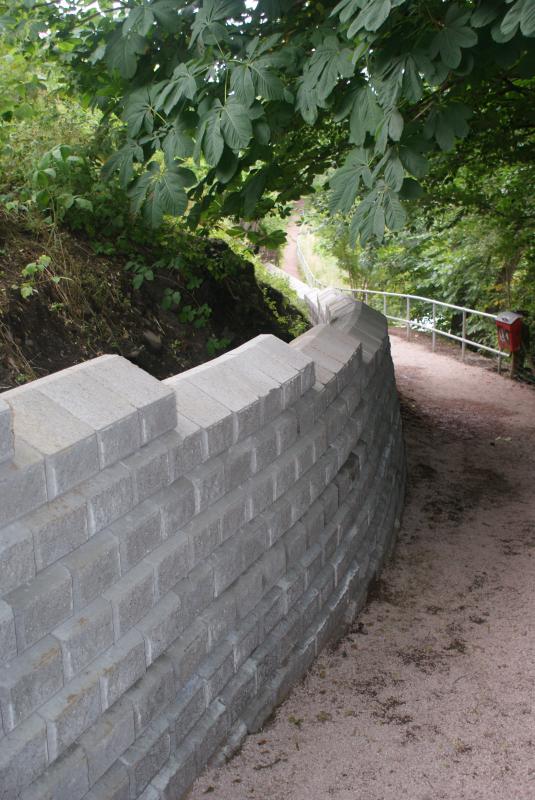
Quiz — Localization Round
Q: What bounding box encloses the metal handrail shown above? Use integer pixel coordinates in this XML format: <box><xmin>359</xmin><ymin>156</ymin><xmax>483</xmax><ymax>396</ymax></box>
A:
<box><xmin>295</xmin><ymin>229</ymin><xmax>509</xmax><ymax>369</ymax></box>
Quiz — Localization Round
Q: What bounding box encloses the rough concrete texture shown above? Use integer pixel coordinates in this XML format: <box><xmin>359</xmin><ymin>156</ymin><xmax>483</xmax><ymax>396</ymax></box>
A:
<box><xmin>0</xmin><ymin>291</ymin><xmax>404</xmax><ymax>800</ymax></box>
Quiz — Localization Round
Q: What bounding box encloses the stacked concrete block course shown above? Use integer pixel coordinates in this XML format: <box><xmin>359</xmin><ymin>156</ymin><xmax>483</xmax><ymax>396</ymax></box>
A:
<box><xmin>0</xmin><ymin>291</ymin><xmax>405</xmax><ymax>800</ymax></box>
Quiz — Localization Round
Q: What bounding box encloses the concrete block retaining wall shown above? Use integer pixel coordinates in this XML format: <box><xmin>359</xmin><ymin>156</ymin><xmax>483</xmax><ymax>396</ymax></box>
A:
<box><xmin>0</xmin><ymin>290</ymin><xmax>405</xmax><ymax>800</ymax></box>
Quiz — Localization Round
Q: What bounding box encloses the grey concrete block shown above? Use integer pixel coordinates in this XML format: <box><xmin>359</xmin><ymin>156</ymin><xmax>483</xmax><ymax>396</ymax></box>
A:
<box><xmin>227</xmin><ymin>613</ymin><xmax>261</xmax><ymax>670</ymax></box>
<box><xmin>173</xmin><ymin>562</ymin><xmax>214</xmax><ymax>633</ymax></box>
<box><xmin>256</xmin><ymin>334</ymin><xmax>315</xmax><ymax>394</ymax></box>
<box><xmin>219</xmin><ymin>660</ymin><xmax>256</xmax><ymax>726</ymax></box>
<box><xmin>316</xmin><ymin>563</ymin><xmax>335</xmax><ymax>608</ymax></box>
<box><xmin>26</xmin><ymin>492</ymin><xmax>88</xmax><ymax>573</ymax></box>
<box><xmin>188</xmin><ymin>457</ymin><xmax>225</xmax><ymax>513</ymax></box>
<box><xmin>6</xmin><ymin>562</ymin><xmax>72</xmax><ymax>651</ymax></box>
<box><xmin>263</xmin><ymin>495</ymin><xmax>292</xmax><ymax>546</ymax></box>
<box><xmin>288</xmin><ymin>476</ymin><xmax>311</xmax><ymax>524</ymax></box>
<box><xmin>81</xmin><ymin>464</ymin><xmax>134</xmax><ymax>535</ymax></box>
<box><xmin>79</xmin><ymin>698</ymin><xmax>135</xmax><ymax>785</ymax></box>
<box><xmin>249</xmin><ymin>470</ymin><xmax>274</xmax><ymax>517</ymax></box>
<box><xmin>270</xmin><ymin>450</ymin><xmax>296</xmax><ymax>501</ymax></box>
<box><xmin>104</xmin><ymin>562</ymin><xmax>155</xmax><ymax>639</ymax></box>
<box><xmin>308</xmin><ymin>459</ymin><xmax>328</xmax><ymax>504</ymax></box>
<box><xmin>156</xmin><ymin>477</ymin><xmax>195</xmax><ymax>539</ymax></box>
<box><xmin>300</xmin><ymin>544</ymin><xmax>323</xmax><ymax>590</ymax></box>
<box><xmin>220</xmin><ymin>491</ymin><xmax>249</xmax><ymax>542</ymax></box>
<box><xmin>192</xmin><ymin>699</ymin><xmax>228</xmax><ymax>771</ymax></box>
<box><xmin>6</xmin><ymin>390</ymin><xmax>99</xmax><ymax>500</ymax></box>
<box><xmin>20</xmin><ymin>743</ymin><xmax>89</xmax><ymax>800</ymax></box>
<box><xmin>251</xmin><ymin>426</ymin><xmax>278</xmax><ymax>474</ymax></box>
<box><xmin>145</xmin><ymin>533</ymin><xmax>191</xmax><ymax>599</ymax></box>
<box><xmin>110</xmin><ymin>502</ymin><xmax>162</xmax><ymax>574</ymax></box>
<box><xmin>120</xmin><ymin>718</ymin><xmax>170</xmax><ymax>798</ymax></box>
<box><xmin>168</xmin><ymin>414</ymin><xmax>204</xmax><ymax>476</ymax></box>
<box><xmin>302</xmin><ymin>500</ymin><xmax>325</xmax><ymax>549</ymax></box>
<box><xmin>150</xmin><ymin>743</ymin><xmax>196</xmax><ymax>800</ymax></box>
<box><xmin>211</xmin><ymin>534</ymin><xmax>243</xmax><ymax>597</ymax></box>
<box><xmin>97</xmin><ymin>630</ymin><xmax>146</xmax><ymax>711</ymax></box>
<box><xmin>166</xmin><ymin>675</ymin><xmax>205</xmax><ymax>747</ymax></box>
<box><xmin>293</xmin><ymin>390</ymin><xmax>316</xmax><ymax>435</ymax></box>
<box><xmin>197</xmin><ymin>640</ymin><xmax>234</xmax><ymax>703</ymax></box>
<box><xmin>320</xmin><ymin>518</ymin><xmax>339</xmax><ymax>563</ymax></box>
<box><xmin>0</xmin><ymin>600</ymin><xmax>16</xmax><ymax>667</ymax></box>
<box><xmin>225</xmin><ymin>441</ymin><xmax>253</xmax><ymax>492</ymax></box>
<box><xmin>85</xmin><ymin>762</ymin><xmax>130</xmax><ymax>800</ymax></box>
<box><xmin>235</xmin><ymin>564</ymin><xmax>263</xmax><ymax>621</ymax></box>
<box><xmin>0</xmin><ymin>520</ymin><xmax>35</xmax><ymax>597</ymax></box>
<box><xmin>136</xmin><ymin>592</ymin><xmax>182</xmax><ymax>666</ymax></box>
<box><xmin>296</xmin><ymin>586</ymin><xmax>320</xmax><ymax>630</ymax></box>
<box><xmin>282</xmin><ymin>522</ymin><xmax>307</xmax><ymax>569</ymax></box>
<box><xmin>201</xmin><ymin>588</ymin><xmax>237</xmax><ymax>647</ymax></box>
<box><xmin>224</xmin><ymin>357</ymin><xmax>283</xmax><ymax>424</ymax></box>
<box><xmin>319</xmin><ymin>483</ymin><xmax>339</xmax><ymax>524</ymax></box>
<box><xmin>0</xmin><ymin>398</ymin><xmax>13</xmax><ymax>465</ymax></box>
<box><xmin>54</xmin><ymin>597</ymin><xmax>114</xmax><ymax>680</ymax></box>
<box><xmin>137</xmin><ymin>785</ymin><xmax>160</xmax><ymax>800</ymax></box>
<box><xmin>62</xmin><ymin>531</ymin><xmax>120</xmax><ymax>611</ymax></box>
<box><xmin>163</xmin><ymin>376</ymin><xmax>234</xmax><ymax>458</ymax></box>
<box><xmin>85</xmin><ymin>355</ymin><xmax>177</xmax><ymax>445</ymax></box>
<box><xmin>273</xmin><ymin>409</ymin><xmax>298</xmax><ymax>455</ymax></box>
<box><xmin>39</xmin><ymin>370</ymin><xmax>142</xmax><ymax>469</ymax></box>
<box><xmin>0</xmin><ymin>635</ymin><xmax>63</xmax><ymax>732</ymax></box>
<box><xmin>294</xmin><ymin>434</ymin><xmax>315</xmax><ymax>479</ymax></box>
<box><xmin>128</xmin><ymin>655</ymin><xmax>176</xmax><ymax>735</ymax></box>
<box><xmin>122</xmin><ymin>439</ymin><xmax>171</xmax><ymax>505</ymax></box>
<box><xmin>234</xmin><ymin>338</ymin><xmax>301</xmax><ymax>408</ymax></box>
<box><xmin>0</xmin><ymin>440</ymin><xmax>47</xmax><ymax>530</ymax></box>
<box><xmin>166</xmin><ymin>619</ymin><xmax>209</xmax><ymax>688</ymax></box>
<box><xmin>39</xmin><ymin>665</ymin><xmax>102</xmax><ymax>761</ymax></box>
<box><xmin>183</xmin><ymin>508</ymin><xmax>221</xmax><ymax>564</ymax></box>
<box><xmin>256</xmin><ymin>586</ymin><xmax>284</xmax><ymax>636</ymax></box>
<box><xmin>258</xmin><ymin>540</ymin><xmax>286</xmax><ymax>590</ymax></box>
<box><xmin>0</xmin><ymin>714</ymin><xmax>48</xmax><ymax>800</ymax></box>
<box><xmin>277</xmin><ymin>567</ymin><xmax>305</xmax><ymax>615</ymax></box>
<box><xmin>241</xmin><ymin>518</ymin><xmax>269</xmax><ymax>571</ymax></box>
<box><xmin>182</xmin><ymin>362</ymin><xmax>262</xmax><ymax>441</ymax></box>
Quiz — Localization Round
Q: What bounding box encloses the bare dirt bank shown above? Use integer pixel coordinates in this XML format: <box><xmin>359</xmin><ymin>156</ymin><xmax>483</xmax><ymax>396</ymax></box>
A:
<box><xmin>188</xmin><ymin>329</ymin><xmax>535</xmax><ymax>800</ymax></box>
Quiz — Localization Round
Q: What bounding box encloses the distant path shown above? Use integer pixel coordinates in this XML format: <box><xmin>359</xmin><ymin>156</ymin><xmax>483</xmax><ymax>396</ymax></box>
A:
<box><xmin>280</xmin><ymin>200</ymin><xmax>304</xmax><ymax>279</ymax></box>
<box><xmin>189</xmin><ymin>328</ymin><xmax>535</xmax><ymax>800</ymax></box>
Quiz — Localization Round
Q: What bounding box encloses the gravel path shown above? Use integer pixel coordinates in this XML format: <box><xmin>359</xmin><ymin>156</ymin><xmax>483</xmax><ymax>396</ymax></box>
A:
<box><xmin>188</xmin><ymin>328</ymin><xmax>535</xmax><ymax>800</ymax></box>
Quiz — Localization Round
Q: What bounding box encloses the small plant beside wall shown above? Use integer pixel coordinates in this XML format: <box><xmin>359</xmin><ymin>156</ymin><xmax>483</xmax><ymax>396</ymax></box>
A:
<box><xmin>12</xmin><ymin>254</ymin><xmax>66</xmax><ymax>299</ymax></box>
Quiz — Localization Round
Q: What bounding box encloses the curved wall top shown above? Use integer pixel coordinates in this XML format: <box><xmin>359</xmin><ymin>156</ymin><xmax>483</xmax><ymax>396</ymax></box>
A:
<box><xmin>0</xmin><ymin>289</ymin><xmax>405</xmax><ymax>800</ymax></box>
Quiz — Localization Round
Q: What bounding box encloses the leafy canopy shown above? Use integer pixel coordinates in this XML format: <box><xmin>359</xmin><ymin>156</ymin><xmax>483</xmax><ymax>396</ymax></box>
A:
<box><xmin>2</xmin><ymin>0</ymin><xmax>534</xmax><ymax>242</ymax></box>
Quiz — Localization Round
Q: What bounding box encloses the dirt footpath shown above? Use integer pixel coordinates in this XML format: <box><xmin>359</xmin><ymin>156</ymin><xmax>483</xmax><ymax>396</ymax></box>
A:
<box><xmin>189</xmin><ymin>330</ymin><xmax>535</xmax><ymax>800</ymax></box>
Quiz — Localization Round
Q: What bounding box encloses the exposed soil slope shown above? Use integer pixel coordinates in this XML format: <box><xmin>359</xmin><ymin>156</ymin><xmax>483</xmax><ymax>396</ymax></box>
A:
<box><xmin>0</xmin><ymin>214</ymin><xmax>307</xmax><ymax>390</ymax></box>
<box><xmin>188</xmin><ymin>328</ymin><xmax>535</xmax><ymax>800</ymax></box>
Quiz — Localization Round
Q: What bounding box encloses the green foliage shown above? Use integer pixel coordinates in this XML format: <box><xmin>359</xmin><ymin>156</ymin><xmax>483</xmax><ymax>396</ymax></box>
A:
<box><xmin>11</xmin><ymin>254</ymin><xmax>66</xmax><ymax>299</ymax></box>
<box><xmin>2</xmin><ymin>0</ymin><xmax>533</xmax><ymax>242</ymax></box>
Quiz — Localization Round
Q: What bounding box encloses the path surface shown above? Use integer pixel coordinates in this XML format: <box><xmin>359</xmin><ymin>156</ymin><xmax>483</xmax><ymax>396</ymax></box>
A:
<box><xmin>280</xmin><ymin>201</ymin><xmax>303</xmax><ymax>280</ymax></box>
<box><xmin>189</xmin><ymin>328</ymin><xmax>535</xmax><ymax>800</ymax></box>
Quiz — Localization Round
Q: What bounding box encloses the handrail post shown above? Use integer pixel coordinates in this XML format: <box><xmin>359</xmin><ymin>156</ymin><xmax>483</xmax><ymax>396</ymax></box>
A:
<box><xmin>461</xmin><ymin>310</ymin><xmax>467</xmax><ymax>361</ymax></box>
<box><xmin>432</xmin><ymin>302</ymin><xmax>436</xmax><ymax>352</ymax></box>
<box><xmin>364</xmin><ymin>289</ymin><xmax>369</xmax><ymax>305</ymax></box>
<box><xmin>383</xmin><ymin>293</ymin><xmax>387</xmax><ymax>316</ymax></box>
<box><xmin>406</xmin><ymin>296</ymin><xmax>410</xmax><ymax>340</ymax></box>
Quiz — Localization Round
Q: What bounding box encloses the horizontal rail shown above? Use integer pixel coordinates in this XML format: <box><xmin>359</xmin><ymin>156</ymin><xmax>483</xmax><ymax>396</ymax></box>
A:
<box><xmin>295</xmin><ymin>230</ymin><xmax>510</xmax><ymax>364</ymax></box>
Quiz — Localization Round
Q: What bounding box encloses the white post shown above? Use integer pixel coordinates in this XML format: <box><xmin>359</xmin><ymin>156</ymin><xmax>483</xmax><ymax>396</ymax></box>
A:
<box><xmin>432</xmin><ymin>302</ymin><xmax>436</xmax><ymax>352</ymax></box>
<box><xmin>406</xmin><ymin>296</ymin><xmax>410</xmax><ymax>340</ymax></box>
<box><xmin>462</xmin><ymin>310</ymin><xmax>467</xmax><ymax>361</ymax></box>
